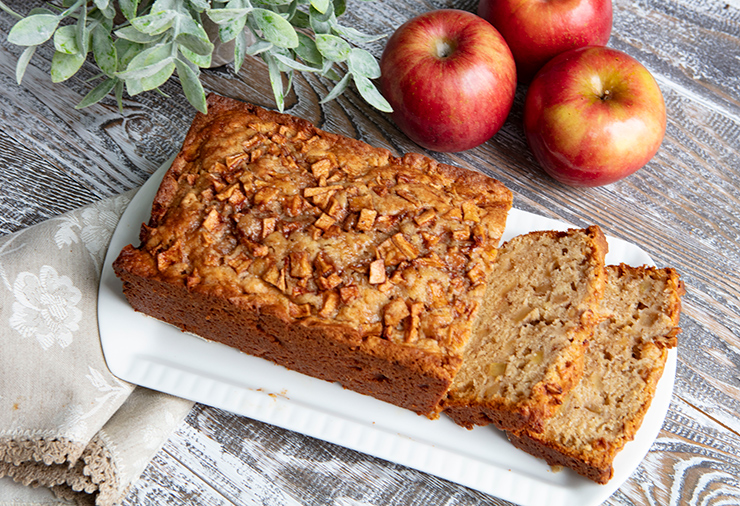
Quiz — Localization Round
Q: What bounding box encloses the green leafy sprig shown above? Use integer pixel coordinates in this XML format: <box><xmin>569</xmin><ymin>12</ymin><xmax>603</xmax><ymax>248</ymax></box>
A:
<box><xmin>1</xmin><ymin>0</ymin><xmax>392</xmax><ymax>113</ymax></box>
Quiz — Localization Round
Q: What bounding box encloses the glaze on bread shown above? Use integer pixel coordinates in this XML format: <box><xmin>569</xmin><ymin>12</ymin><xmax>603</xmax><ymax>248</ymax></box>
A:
<box><xmin>113</xmin><ymin>94</ymin><xmax>512</xmax><ymax>417</ymax></box>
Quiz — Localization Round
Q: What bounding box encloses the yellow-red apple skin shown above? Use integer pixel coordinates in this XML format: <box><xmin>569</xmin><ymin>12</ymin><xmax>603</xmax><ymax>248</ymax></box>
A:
<box><xmin>379</xmin><ymin>9</ymin><xmax>517</xmax><ymax>153</ymax></box>
<box><xmin>478</xmin><ymin>0</ymin><xmax>612</xmax><ymax>83</ymax></box>
<box><xmin>524</xmin><ymin>46</ymin><xmax>666</xmax><ymax>187</ymax></box>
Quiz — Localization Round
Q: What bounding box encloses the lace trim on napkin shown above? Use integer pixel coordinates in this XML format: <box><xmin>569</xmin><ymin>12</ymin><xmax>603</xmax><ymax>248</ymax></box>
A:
<box><xmin>0</xmin><ymin>435</ymin><xmax>119</xmax><ymax>506</ymax></box>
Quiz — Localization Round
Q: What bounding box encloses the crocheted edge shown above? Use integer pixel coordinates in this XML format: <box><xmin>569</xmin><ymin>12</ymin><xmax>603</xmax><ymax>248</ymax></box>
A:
<box><xmin>83</xmin><ymin>434</ymin><xmax>119</xmax><ymax>506</ymax></box>
<box><xmin>0</xmin><ymin>437</ymin><xmax>85</xmax><ymax>467</ymax></box>
<box><xmin>0</xmin><ymin>435</ymin><xmax>120</xmax><ymax>506</ymax></box>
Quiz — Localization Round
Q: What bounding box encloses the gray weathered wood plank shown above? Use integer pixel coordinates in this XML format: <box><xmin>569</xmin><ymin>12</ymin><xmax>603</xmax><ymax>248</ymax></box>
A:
<box><xmin>2</xmin><ymin>0</ymin><xmax>740</xmax><ymax>504</ymax></box>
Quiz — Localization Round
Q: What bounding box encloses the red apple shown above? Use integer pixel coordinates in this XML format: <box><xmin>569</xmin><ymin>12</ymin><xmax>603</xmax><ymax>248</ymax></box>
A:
<box><xmin>379</xmin><ymin>9</ymin><xmax>516</xmax><ymax>152</ymax></box>
<box><xmin>524</xmin><ymin>46</ymin><xmax>666</xmax><ymax>187</ymax></box>
<box><xmin>478</xmin><ymin>0</ymin><xmax>612</xmax><ymax>83</ymax></box>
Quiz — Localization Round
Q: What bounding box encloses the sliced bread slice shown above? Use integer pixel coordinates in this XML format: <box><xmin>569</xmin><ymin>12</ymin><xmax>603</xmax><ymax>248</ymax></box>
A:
<box><xmin>507</xmin><ymin>264</ymin><xmax>684</xmax><ymax>483</ymax></box>
<box><xmin>443</xmin><ymin>226</ymin><xmax>609</xmax><ymax>433</ymax></box>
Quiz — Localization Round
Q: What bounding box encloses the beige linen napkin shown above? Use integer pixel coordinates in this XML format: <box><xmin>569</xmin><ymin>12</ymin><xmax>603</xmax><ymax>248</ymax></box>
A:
<box><xmin>0</xmin><ymin>193</ymin><xmax>194</xmax><ymax>505</ymax></box>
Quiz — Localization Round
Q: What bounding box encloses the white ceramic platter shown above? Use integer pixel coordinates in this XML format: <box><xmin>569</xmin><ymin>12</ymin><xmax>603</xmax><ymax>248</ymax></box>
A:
<box><xmin>99</xmin><ymin>160</ymin><xmax>676</xmax><ymax>506</ymax></box>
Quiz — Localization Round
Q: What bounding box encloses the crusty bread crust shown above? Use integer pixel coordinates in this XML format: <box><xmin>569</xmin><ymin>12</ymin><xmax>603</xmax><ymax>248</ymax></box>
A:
<box><xmin>114</xmin><ymin>244</ymin><xmax>460</xmax><ymax>412</ymax></box>
<box><xmin>113</xmin><ymin>94</ymin><xmax>512</xmax><ymax>417</ymax></box>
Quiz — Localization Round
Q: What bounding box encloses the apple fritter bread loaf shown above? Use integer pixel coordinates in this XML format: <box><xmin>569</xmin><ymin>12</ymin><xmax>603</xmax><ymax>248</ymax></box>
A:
<box><xmin>442</xmin><ymin>226</ymin><xmax>609</xmax><ymax>432</ymax></box>
<box><xmin>113</xmin><ymin>94</ymin><xmax>512</xmax><ymax>417</ymax></box>
<box><xmin>507</xmin><ymin>264</ymin><xmax>683</xmax><ymax>483</ymax></box>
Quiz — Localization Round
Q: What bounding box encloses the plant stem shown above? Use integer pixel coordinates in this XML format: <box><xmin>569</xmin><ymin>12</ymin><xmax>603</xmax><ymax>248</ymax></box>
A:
<box><xmin>61</xmin><ymin>0</ymin><xmax>87</xmax><ymax>19</ymax></box>
<box><xmin>0</xmin><ymin>0</ymin><xmax>22</xmax><ymax>19</ymax></box>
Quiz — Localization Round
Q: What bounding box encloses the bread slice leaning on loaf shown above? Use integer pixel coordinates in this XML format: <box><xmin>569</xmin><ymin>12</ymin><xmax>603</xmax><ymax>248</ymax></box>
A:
<box><xmin>113</xmin><ymin>93</ymin><xmax>513</xmax><ymax>417</ymax></box>
<box><xmin>507</xmin><ymin>264</ymin><xmax>684</xmax><ymax>483</ymax></box>
<box><xmin>442</xmin><ymin>226</ymin><xmax>609</xmax><ymax>433</ymax></box>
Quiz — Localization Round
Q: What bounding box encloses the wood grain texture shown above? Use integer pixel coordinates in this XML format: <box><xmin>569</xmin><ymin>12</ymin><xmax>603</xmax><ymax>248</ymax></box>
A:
<box><xmin>2</xmin><ymin>0</ymin><xmax>740</xmax><ymax>504</ymax></box>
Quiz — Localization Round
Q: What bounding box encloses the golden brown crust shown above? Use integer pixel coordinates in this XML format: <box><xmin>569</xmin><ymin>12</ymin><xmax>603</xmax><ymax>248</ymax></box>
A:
<box><xmin>113</xmin><ymin>94</ymin><xmax>512</xmax><ymax>416</ymax></box>
<box><xmin>506</xmin><ymin>430</ymin><xmax>614</xmax><ymax>484</ymax></box>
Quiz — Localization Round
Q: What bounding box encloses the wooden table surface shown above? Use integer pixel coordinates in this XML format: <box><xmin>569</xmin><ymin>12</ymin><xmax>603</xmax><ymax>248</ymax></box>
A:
<box><xmin>2</xmin><ymin>0</ymin><xmax>740</xmax><ymax>504</ymax></box>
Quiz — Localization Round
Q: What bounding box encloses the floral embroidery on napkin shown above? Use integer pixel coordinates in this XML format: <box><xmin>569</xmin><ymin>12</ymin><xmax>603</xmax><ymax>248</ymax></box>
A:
<box><xmin>1</xmin><ymin>191</ymin><xmax>194</xmax><ymax>506</ymax></box>
<box><xmin>8</xmin><ymin>265</ymin><xmax>82</xmax><ymax>350</ymax></box>
<box><xmin>55</xmin><ymin>194</ymin><xmax>131</xmax><ymax>268</ymax></box>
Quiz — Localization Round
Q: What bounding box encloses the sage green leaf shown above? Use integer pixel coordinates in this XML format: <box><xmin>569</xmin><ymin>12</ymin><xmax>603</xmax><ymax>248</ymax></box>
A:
<box><xmin>50</xmin><ymin>50</ymin><xmax>86</xmax><ymax>83</ymax></box>
<box><xmin>332</xmin><ymin>0</ymin><xmax>346</xmax><ymax>16</ymax></box>
<box><xmin>176</xmin><ymin>17</ymin><xmax>214</xmax><ymax>57</ymax></box>
<box><xmin>93</xmin><ymin>0</ymin><xmax>110</xmax><ymax>10</ymax></box>
<box><xmin>315</xmin><ymin>33</ymin><xmax>349</xmax><ymax>62</ymax></box>
<box><xmin>216</xmin><ymin>15</ymin><xmax>247</xmax><ymax>43</ymax></box>
<box><xmin>175</xmin><ymin>55</ymin><xmax>197</xmax><ymax>72</ymax></box>
<box><xmin>118</xmin><ymin>0</ymin><xmax>140</xmax><ymax>21</ymax></box>
<box><xmin>285</xmin><ymin>67</ymin><xmax>294</xmax><ymax>97</ymax></box>
<box><xmin>92</xmin><ymin>10</ymin><xmax>115</xmax><ymax>33</ymax></box>
<box><xmin>225</xmin><ymin>0</ymin><xmax>253</xmax><ymax>8</ymax></box>
<box><xmin>320</xmin><ymin>71</ymin><xmax>350</xmax><ymax>103</ymax></box>
<box><xmin>310</xmin><ymin>2</ymin><xmax>334</xmax><ymax>22</ymax></box>
<box><xmin>290</xmin><ymin>9</ymin><xmax>309</xmax><ymax>28</ymax></box>
<box><xmin>8</xmin><ymin>14</ymin><xmax>60</xmax><ymax>46</ymax></box>
<box><xmin>15</xmin><ymin>45</ymin><xmax>36</xmax><ymax>84</ymax></box>
<box><xmin>309</xmin><ymin>6</ymin><xmax>335</xmax><ymax>34</ymax></box>
<box><xmin>233</xmin><ymin>27</ymin><xmax>249</xmax><ymax>73</ymax></box>
<box><xmin>188</xmin><ymin>0</ymin><xmax>210</xmax><ymax>11</ymax></box>
<box><xmin>264</xmin><ymin>53</ymin><xmax>285</xmax><ymax>111</ymax></box>
<box><xmin>178</xmin><ymin>15</ymin><xmax>209</xmax><ymax>39</ymax></box>
<box><xmin>252</xmin><ymin>8</ymin><xmax>298</xmax><ymax>48</ymax></box>
<box><xmin>261</xmin><ymin>0</ymin><xmax>294</xmax><ymax>7</ymax></box>
<box><xmin>99</xmin><ymin>4</ymin><xmax>116</xmax><ymax>19</ymax></box>
<box><xmin>310</xmin><ymin>0</ymin><xmax>330</xmax><ymax>14</ymax></box>
<box><xmin>28</xmin><ymin>7</ymin><xmax>55</xmax><ymax>15</ymax></box>
<box><xmin>93</xmin><ymin>25</ymin><xmax>117</xmax><ymax>75</ymax></box>
<box><xmin>131</xmin><ymin>10</ymin><xmax>176</xmax><ymax>35</ymax></box>
<box><xmin>347</xmin><ymin>48</ymin><xmax>380</xmax><ymax>78</ymax></box>
<box><xmin>76</xmin><ymin>5</ymin><xmax>89</xmax><ymax>54</ymax></box>
<box><xmin>318</xmin><ymin>58</ymin><xmax>333</xmax><ymax>76</ymax></box>
<box><xmin>54</xmin><ymin>25</ymin><xmax>79</xmax><ymax>55</ymax></box>
<box><xmin>180</xmin><ymin>45</ymin><xmax>212</xmax><ymax>67</ymax></box>
<box><xmin>175</xmin><ymin>59</ymin><xmax>207</xmax><ymax>113</ymax></box>
<box><xmin>76</xmin><ymin>76</ymin><xmax>116</xmax><ymax>108</ymax></box>
<box><xmin>127</xmin><ymin>55</ymin><xmax>174</xmax><ymax>81</ymax></box>
<box><xmin>118</xmin><ymin>44</ymin><xmax>175</xmax><ymax>79</ymax></box>
<box><xmin>273</xmin><ymin>53</ymin><xmax>320</xmax><ymax>72</ymax></box>
<box><xmin>332</xmin><ymin>23</ymin><xmax>386</xmax><ymax>43</ymax></box>
<box><xmin>284</xmin><ymin>0</ymin><xmax>298</xmax><ymax>23</ymax></box>
<box><xmin>153</xmin><ymin>87</ymin><xmax>170</xmax><ymax>98</ymax></box>
<box><xmin>208</xmin><ymin>8</ymin><xmax>252</xmax><ymax>24</ymax></box>
<box><xmin>317</xmin><ymin>58</ymin><xmax>340</xmax><ymax>80</ymax></box>
<box><xmin>125</xmin><ymin>77</ymin><xmax>144</xmax><ymax>96</ymax></box>
<box><xmin>114</xmin><ymin>79</ymin><xmax>124</xmax><ymax>110</ymax></box>
<box><xmin>114</xmin><ymin>26</ymin><xmax>160</xmax><ymax>44</ymax></box>
<box><xmin>151</xmin><ymin>0</ymin><xmax>179</xmax><ymax>11</ymax></box>
<box><xmin>323</xmin><ymin>66</ymin><xmax>341</xmax><ymax>81</ymax></box>
<box><xmin>140</xmin><ymin>59</ymin><xmax>175</xmax><ymax>91</ymax></box>
<box><xmin>353</xmin><ymin>75</ymin><xmax>392</xmax><ymax>112</ymax></box>
<box><xmin>295</xmin><ymin>32</ymin><xmax>322</xmax><ymax>65</ymax></box>
<box><xmin>0</xmin><ymin>2</ymin><xmax>22</xmax><ymax>19</ymax></box>
<box><xmin>115</xmin><ymin>39</ymin><xmax>145</xmax><ymax>69</ymax></box>
<box><xmin>245</xmin><ymin>39</ymin><xmax>273</xmax><ymax>56</ymax></box>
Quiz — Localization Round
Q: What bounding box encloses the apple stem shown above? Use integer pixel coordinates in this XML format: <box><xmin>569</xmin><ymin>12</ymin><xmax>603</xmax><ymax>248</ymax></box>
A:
<box><xmin>435</xmin><ymin>39</ymin><xmax>455</xmax><ymax>59</ymax></box>
<box><xmin>601</xmin><ymin>89</ymin><xmax>612</xmax><ymax>101</ymax></box>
